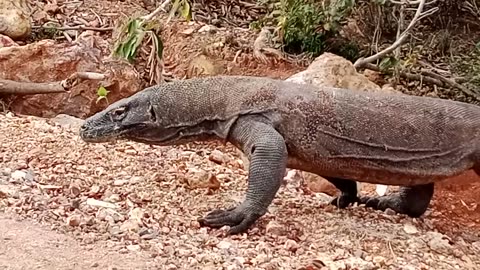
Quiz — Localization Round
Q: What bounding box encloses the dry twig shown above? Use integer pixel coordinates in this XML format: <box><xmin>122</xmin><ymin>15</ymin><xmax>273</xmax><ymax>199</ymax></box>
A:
<box><xmin>0</xmin><ymin>72</ymin><xmax>106</xmax><ymax>95</ymax></box>
<box><xmin>354</xmin><ymin>0</ymin><xmax>439</xmax><ymax>68</ymax></box>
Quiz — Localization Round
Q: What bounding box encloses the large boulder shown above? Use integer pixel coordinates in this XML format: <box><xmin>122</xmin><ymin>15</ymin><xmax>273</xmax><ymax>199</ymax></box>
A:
<box><xmin>0</xmin><ymin>33</ymin><xmax>143</xmax><ymax>119</ymax></box>
<box><xmin>286</xmin><ymin>52</ymin><xmax>398</xmax><ymax>94</ymax></box>
<box><xmin>0</xmin><ymin>0</ymin><xmax>31</xmax><ymax>40</ymax></box>
<box><xmin>285</xmin><ymin>52</ymin><xmax>399</xmax><ymax>195</ymax></box>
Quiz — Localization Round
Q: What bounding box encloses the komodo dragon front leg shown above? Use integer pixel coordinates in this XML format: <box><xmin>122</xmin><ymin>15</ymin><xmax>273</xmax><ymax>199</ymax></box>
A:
<box><xmin>198</xmin><ymin>117</ymin><xmax>288</xmax><ymax>234</ymax></box>
<box><xmin>328</xmin><ymin>176</ymin><xmax>435</xmax><ymax>217</ymax></box>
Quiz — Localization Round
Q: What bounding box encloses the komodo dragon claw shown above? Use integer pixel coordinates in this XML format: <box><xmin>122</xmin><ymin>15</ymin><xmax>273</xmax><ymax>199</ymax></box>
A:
<box><xmin>357</xmin><ymin>183</ymin><xmax>434</xmax><ymax>217</ymax></box>
<box><xmin>198</xmin><ymin>205</ymin><xmax>263</xmax><ymax>234</ymax></box>
<box><xmin>330</xmin><ymin>195</ymin><xmax>361</xmax><ymax>209</ymax></box>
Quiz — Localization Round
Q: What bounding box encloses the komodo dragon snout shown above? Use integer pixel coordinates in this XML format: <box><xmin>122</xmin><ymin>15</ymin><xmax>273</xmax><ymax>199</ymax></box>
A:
<box><xmin>79</xmin><ymin>94</ymin><xmax>158</xmax><ymax>143</ymax></box>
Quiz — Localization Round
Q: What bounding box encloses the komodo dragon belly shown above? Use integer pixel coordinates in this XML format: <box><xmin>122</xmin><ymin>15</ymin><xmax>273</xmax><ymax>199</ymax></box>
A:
<box><xmin>278</xmin><ymin>88</ymin><xmax>480</xmax><ymax>186</ymax></box>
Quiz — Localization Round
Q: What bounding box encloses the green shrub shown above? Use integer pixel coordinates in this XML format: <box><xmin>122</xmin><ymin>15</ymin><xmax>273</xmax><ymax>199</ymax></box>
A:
<box><xmin>276</xmin><ymin>0</ymin><xmax>355</xmax><ymax>56</ymax></box>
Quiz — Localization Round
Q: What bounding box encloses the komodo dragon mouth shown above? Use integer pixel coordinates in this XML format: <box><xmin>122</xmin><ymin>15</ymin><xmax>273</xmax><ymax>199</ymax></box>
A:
<box><xmin>79</xmin><ymin>123</ymin><xmax>148</xmax><ymax>143</ymax></box>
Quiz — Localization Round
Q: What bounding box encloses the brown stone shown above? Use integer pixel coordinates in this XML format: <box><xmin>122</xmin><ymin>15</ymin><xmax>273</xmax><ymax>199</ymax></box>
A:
<box><xmin>286</xmin><ymin>52</ymin><xmax>384</xmax><ymax>93</ymax></box>
<box><xmin>302</xmin><ymin>173</ymin><xmax>338</xmax><ymax>196</ymax></box>
<box><xmin>0</xmin><ymin>34</ymin><xmax>18</xmax><ymax>48</ymax></box>
<box><xmin>0</xmin><ymin>34</ymin><xmax>142</xmax><ymax>118</ymax></box>
<box><xmin>0</xmin><ymin>0</ymin><xmax>31</xmax><ymax>40</ymax></box>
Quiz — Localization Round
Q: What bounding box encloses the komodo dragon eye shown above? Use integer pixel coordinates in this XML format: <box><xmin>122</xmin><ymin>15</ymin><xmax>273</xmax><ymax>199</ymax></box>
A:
<box><xmin>149</xmin><ymin>105</ymin><xmax>157</xmax><ymax>122</ymax></box>
<box><xmin>110</xmin><ymin>107</ymin><xmax>127</xmax><ymax>121</ymax></box>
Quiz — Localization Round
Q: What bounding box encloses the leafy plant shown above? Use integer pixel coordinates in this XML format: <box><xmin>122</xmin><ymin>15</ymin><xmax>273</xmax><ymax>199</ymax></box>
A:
<box><xmin>112</xmin><ymin>18</ymin><xmax>163</xmax><ymax>63</ymax></box>
<box><xmin>378</xmin><ymin>56</ymin><xmax>399</xmax><ymax>73</ymax></box>
<box><xmin>274</xmin><ymin>0</ymin><xmax>355</xmax><ymax>56</ymax></box>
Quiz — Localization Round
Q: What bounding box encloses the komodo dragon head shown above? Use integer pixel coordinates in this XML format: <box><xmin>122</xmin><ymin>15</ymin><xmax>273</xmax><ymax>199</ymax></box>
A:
<box><xmin>79</xmin><ymin>79</ymin><xmax>226</xmax><ymax>146</ymax></box>
<box><xmin>79</xmin><ymin>89</ymin><xmax>160</xmax><ymax>144</ymax></box>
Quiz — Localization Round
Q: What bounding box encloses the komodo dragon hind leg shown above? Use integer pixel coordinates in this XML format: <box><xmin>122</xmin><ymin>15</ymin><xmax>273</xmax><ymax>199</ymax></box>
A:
<box><xmin>325</xmin><ymin>177</ymin><xmax>361</xmax><ymax>208</ymax></box>
<box><xmin>358</xmin><ymin>183</ymin><xmax>434</xmax><ymax>217</ymax></box>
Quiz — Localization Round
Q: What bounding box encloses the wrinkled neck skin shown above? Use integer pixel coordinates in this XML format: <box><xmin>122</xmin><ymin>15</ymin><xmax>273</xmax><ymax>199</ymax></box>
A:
<box><xmin>122</xmin><ymin>119</ymin><xmax>225</xmax><ymax>146</ymax></box>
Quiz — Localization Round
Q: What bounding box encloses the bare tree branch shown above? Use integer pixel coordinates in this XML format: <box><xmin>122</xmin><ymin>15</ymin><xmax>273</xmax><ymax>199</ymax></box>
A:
<box><xmin>354</xmin><ymin>0</ymin><xmax>439</xmax><ymax>68</ymax></box>
<box><xmin>0</xmin><ymin>72</ymin><xmax>106</xmax><ymax>95</ymax></box>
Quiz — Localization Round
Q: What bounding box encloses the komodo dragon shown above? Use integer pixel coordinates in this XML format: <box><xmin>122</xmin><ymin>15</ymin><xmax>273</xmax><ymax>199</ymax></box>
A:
<box><xmin>79</xmin><ymin>75</ymin><xmax>480</xmax><ymax>234</ymax></box>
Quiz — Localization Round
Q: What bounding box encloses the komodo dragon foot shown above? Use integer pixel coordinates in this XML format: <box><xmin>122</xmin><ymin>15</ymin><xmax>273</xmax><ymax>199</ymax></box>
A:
<box><xmin>326</xmin><ymin>178</ymin><xmax>435</xmax><ymax>217</ymax></box>
<box><xmin>325</xmin><ymin>177</ymin><xmax>361</xmax><ymax>208</ymax></box>
<box><xmin>358</xmin><ymin>183</ymin><xmax>435</xmax><ymax>217</ymax></box>
<box><xmin>198</xmin><ymin>204</ymin><xmax>264</xmax><ymax>234</ymax></box>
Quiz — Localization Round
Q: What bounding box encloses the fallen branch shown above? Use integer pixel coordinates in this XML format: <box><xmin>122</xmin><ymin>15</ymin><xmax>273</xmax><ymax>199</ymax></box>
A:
<box><xmin>354</xmin><ymin>0</ymin><xmax>439</xmax><ymax>68</ymax></box>
<box><xmin>363</xmin><ymin>63</ymin><xmax>480</xmax><ymax>101</ymax></box>
<box><xmin>0</xmin><ymin>72</ymin><xmax>106</xmax><ymax>95</ymax></box>
<box><xmin>421</xmin><ymin>70</ymin><xmax>480</xmax><ymax>99</ymax></box>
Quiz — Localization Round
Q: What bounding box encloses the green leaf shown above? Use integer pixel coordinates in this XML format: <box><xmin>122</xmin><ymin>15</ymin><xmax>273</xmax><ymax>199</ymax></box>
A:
<box><xmin>97</xmin><ymin>86</ymin><xmax>110</xmax><ymax>97</ymax></box>
<box><xmin>96</xmin><ymin>86</ymin><xmax>110</xmax><ymax>104</ymax></box>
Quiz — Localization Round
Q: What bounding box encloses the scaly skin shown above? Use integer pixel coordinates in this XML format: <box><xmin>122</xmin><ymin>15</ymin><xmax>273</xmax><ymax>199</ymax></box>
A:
<box><xmin>79</xmin><ymin>75</ymin><xmax>480</xmax><ymax>234</ymax></box>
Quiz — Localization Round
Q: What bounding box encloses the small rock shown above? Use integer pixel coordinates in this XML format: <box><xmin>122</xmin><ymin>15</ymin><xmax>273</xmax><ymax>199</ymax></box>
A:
<box><xmin>427</xmin><ymin>232</ymin><xmax>452</xmax><ymax>254</ymax></box>
<box><xmin>384</xmin><ymin>208</ymin><xmax>396</xmax><ymax>215</ymax></box>
<box><xmin>89</xmin><ymin>185</ymin><xmax>101</xmax><ymax>195</ymax></box>
<box><xmin>2</xmin><ymin>168</ymin><xmax>11</xmax><ymax>175</ymax></box>
<box><xmin>90</xmin><ymin>262</ymin><xmax>99</xmax><ymax>268</ymax></box>
<box><xmin>105</xmin><ymin>215</ymin><xmax>115</xmax><ymax>225</ymax></box>
<box><xmin>139</xmin><ymin>228</ymin><xmax>158</xmax><ymax>240</ymax></box>
<box><xmin>181</xmin><ymin>28</ymin><xmax>195</xmax><ymax>35</ymax></box>
<box><xmin>234</xmin><ymin>257</ymin><xmax>246</xmax><ymax>265</ymax></box>
<box><xmin>130</xmin><ymin>176</ymin><xmax>142</xmax><ymax>184</ymax></box>
<box><xmin>113</xmin><ymin>180</ymin><xmax>128</xmax><ymax>186</ymax></box>
<box><xmin>217</xmin><ymin>240</ymin><xmax>232</xmax><ymax>250</ymax></box>
<box><xmin>87</xmin><ymin>198</ymin><xmax>118</xmax><ymax>209</ymax></box>
<box><xmin>10</xmin><ymin>170</ymin><xmax>26</xmax><ymax>183</ymax></box>
<box><xmin>120</xmin><ymin>220</ymin><xmax>140</xmax><ymax>233</ymax></box>
<box><xmin>265</xmin><ymin>220</ymin><xmax>285</xmax><ymax>236</ymax></box>
<box><xmin>71</xmin><ymin>199</ymin><xmax>81</xmax><ymax>209</ymax></box>
<box><xmin>353</xmin><ymin>249</ymin><xmax>364</xmax><ymax>258</ymax></box>
<box><xmin>69</xmin><ymin>184</ymin><xmax>81</xmax><ymax>197</ymax></box>
<box><xmin>124</xmin><ymin>149</ymin><xmax>137</xmax><ymax>155</ymax></box>
<box><xmin>198</xmin><ymin>25</ymin><xmax>218</xmax><ymax>33</ymax></box>
<box><xmin>373</xmin><ymin>256</ymin><xmax>385</xmax><ymax>265</ymax></box>
<box><xmin>66</xmin><ymin>215</ymin><xmax>81</xmax><ymax>227</ymax></box>
<box><xmin>85</xmin><ymin>216</ymin><xmax>95</xmax><ymax>226</ymax></box>
<box><xmin>107</xmin><ymin>194</ymin><xmax>121</xmax><ymax>203</ymax></box>
<box><xmin>255</xmin><ymin>241</ymin><xmax>270</xmax><ymax>252</ymax></box>
<box><xmin>129</xmin><ymin>208</ymin><xmax>144</xmax><ymax>224</ymax></box>
<box><xmin>186</xmin><ymin>168</ymin><xmax>220</xmax><ymax>190</ymax></box>
<box><xmin>284</xmin><ymin>239</ymin><xmax>299</xmax><ymax>252</ymax></box>
<box><xmin>403</xmin><ymin>223</ymin><xmax>419</xmax><ymax>234</ymax></box>
<box><xmin>375</xmin><ymin>184</ymin><xmax>388</xmax><ymax>196</ymax></box>
<box><xmin>126</xmin><ymin>245</ymin><xmax>141</xmax><ymax>252</ymax></box>
<box><xmin>209</xmin><ymin>150</ymin><xmax>227</xmax><ymax>164</ymax></box>
<box><xmin>165</xmin><ymin>264</ymin><xmax>177</xmax><ymax>270</ymax></box>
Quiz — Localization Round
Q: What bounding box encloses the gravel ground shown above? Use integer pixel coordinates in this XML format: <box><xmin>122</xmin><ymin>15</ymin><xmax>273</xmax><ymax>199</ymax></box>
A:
<box><xmin>0</xmin><ymin>112</ymin><xmax>479</xmax><ymax>270</ymax></box>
